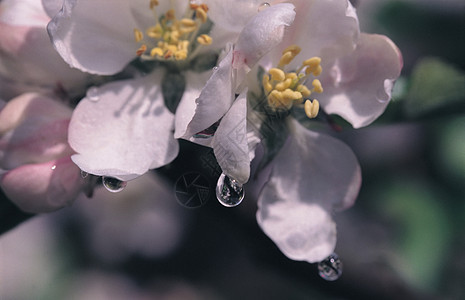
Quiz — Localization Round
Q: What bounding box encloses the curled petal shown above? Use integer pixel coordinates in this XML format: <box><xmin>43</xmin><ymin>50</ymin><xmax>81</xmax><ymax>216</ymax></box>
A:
<box><xmin>1</xmin><ymin>157</ymin><xmax>84</xmax><ymax>213</ymax></box>
<box><xmin>212</xmin><ymin>90</ymin><xmax>249</xmax><ymax>184</ymax></box>
<box><xmin>319</xmin><ymin>33</ymin><xmax>403</xmax><ymax>128</ymax></box>
<box><xmin>182</xmin><ymin>46</ymin><xmax>234</xmax><ymax>139</ymax></box>
<box><xmin>68</xmin><ymin>71</ymin><xmax>178</xmax><ymax>181</ymax></box>
<box><xmin>257</xmin><ymin>119</ymin><xmax>361</xmax><ymax>262</ymax></box>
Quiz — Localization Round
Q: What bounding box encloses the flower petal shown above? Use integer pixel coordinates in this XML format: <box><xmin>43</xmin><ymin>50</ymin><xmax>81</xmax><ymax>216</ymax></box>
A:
<box><xmin>0</xmin><ymin>157</ymin><xmax>84</xmax><ymax>213</ymax></box>
<box><xmin>182</xmin><ymin>46</ymin><xmax>234</xmax><ymax>139</ymax></box>
<box><xmin>212</xmin><ymin>90</ymin><xmax>249</xmax><ymax>184</ymax></box>
<box><xmin>319</xmin><ymin>33</ymin><xmax>403</xmax><ymax>128</ymax></box>
<box><xmin>47</xmin><ymin>0</ymin><xmax>153</xmax><ymax>75</ymax></box>
<box><xmin>257</xmin><ymin>119</ymin><xmax>361</xmax><ymax>262</ymax></box>
<box><xmin>68</xmin><ymin>71</ymin><xmax>178</xmax><ymax>181</ymax></box>
<box><xmin>0</xmin><ymin>93</ymin><xmax>73</xmax><ymax>170</ymax></box>
<box><xmin>203</xmin><ymin>0</ymin><xmax>263</xmax><ymax>33</ymax></box>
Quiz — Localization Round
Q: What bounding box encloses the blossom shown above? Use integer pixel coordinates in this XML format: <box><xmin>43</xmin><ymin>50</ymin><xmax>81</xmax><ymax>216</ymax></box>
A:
<box><xmin>45</xmin><ymin>0</ymin><xmax>251</xmax><ymax>181</ymax></box>
<box><xmin>0</xmin><ymin>0</ymin><xmax>88</xmax><ymax>100</ymax></box>
<box><xmin>180</xmin><ymin>0</ymin><xmax>402</xmax><ymax>262</ymax></box>
<box><xmin>0</xmin><ymin>93</ymin><xmax>86</xmax><ymax>213</ymax></box>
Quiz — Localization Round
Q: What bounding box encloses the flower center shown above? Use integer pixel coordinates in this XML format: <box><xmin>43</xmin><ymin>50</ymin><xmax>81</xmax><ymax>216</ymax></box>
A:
<box><xmin>262</xmin><ymin>45</ymin><xmax>323</xmax><ymax>119</ymax></box>
<box><xmin>134</xmin><ymin>0</ymin><xmax>212</xmax><ymax>61</ymax></box>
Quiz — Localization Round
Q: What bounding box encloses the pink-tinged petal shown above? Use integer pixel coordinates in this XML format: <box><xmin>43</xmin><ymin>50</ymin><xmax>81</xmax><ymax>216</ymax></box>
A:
<box><xmin>234</xmin><ymin>3</ymin><xmax>295</xmax><ymax>76</ymax></box>
<box><xmin>68</xmin><ymin>71</ymin><xmax>179</xmax><ymax>181</ymax></box>
<box><xmin>41</xmin><ymin>0</ymin><xmax>63</xmax><ymax>18</ymax></box>
<box><xmin>47</xmin><ymin>0</ymin><xmax>153</xmax><ymax>75</ymax></box>
<box><xmin>182</xmin><ymin>46</ymin><xmax>234</xmax><ymax>139</ymax></box>
<box><xmin>212</xmin><ymin>90</ymin><xmax>249</xmax><ymax>184</ymax></box>
<box><xmin>1</xmin><ymin>157</ymin><xmax>84</xmax><ymax>213</ymax></box>
<box><xmin>174</xmin><ymin>70</ymin><xmax>212</xmax><ymax>140</ymax></box>
<box><xmin>0</xmin><ymin>0</ymin><xmax>49</xmax><ymax>26</ymax></box>
<box><xmin>271</xmin><ymin>0</ymin><xmax>359</xmax><ymax>70</ymax></box>
<box><xmin>319</xmin><ymin>33</ymin><xmax>403</xmax><ymax>128</ymax></box>
<box><xmin>257</xmin><ymin>119</ymin><xmax>361</xmax><ymax>262</ymax></box>
<box><xmin>0</xmin><ymin>93</ymin><xmax>73</xmax><ymax>170</ymax></box>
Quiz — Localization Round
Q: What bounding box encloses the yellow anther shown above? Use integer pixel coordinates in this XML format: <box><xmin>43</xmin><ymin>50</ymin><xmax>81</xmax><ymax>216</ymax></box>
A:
<box><xmin>179</xmin><ymin>40</ymin><xmax>190</xmax><ymax>51</ymax></box>
<box><xmin>165</xmin><ymin>9</ymin><xmax>175</xmax><ymax>20</ymax></box>
<box><xmin>136</xmin><ymin>44</ymin><xmax>147</xmax><ymax>56</ymax></box>
<box><xmin>196</xmin><ymin>7</ymin><xmax>208</xmax><ymax>23</ymax></box>
<box><xmin>304</xmin><ymin>99</ymin><xmax>320</xmax><ymax>119</ymax></box>
<box><xmin>303</xmin><ymin>57</ymin><xmax>321</xmax><ymax>68</ymax></box>
<box><xmin>297</xmin><ymin>84</ymin><xmax>311</xmax><ymax>97</ymax></box>
<box><xmin>170</xmin><ymin>30</ymin><xmax>180</xmax><ymax>43</ymax></box>
<box><xmin>197</xmin><ymin>34</ymin><xmax>212</xmax><ymax>45</ymax></box>
<box><xmin>312</xmin><ymin>79</ymin><xmax>323</xmax><ymax>93</ymax></box>
<box><xmin>275</xmin><ymin>78</ymin><xmax>292</xmax><ymax>91</ymax></box>
<box><xmin>150</xmin><ymin>47</ymin><xmax>164</xmax><ymax>57</ymax></box>
<box><xmin>262</xmin><ymin>75</ymin><xmax>273</xmax><ymax>93</ymax></box>
<box><xmin>150</xmin><ymin>0</ymin><xmax>159</xmax><ymax>9</ymax></box>
<box><xmin>285</xmin><ymin>72</ymin><xmax>298</xmax><ymax>80</ymax></box>
<box><xmin>200</xmin><ymin>4</ymin><xmax>209</xmax><ymax>12</ymax></box>
<box><xmin>175</xmin><ymin>50</ymin><xmax>187</xmax><ymax>60</ymax></box>
<box><xmin>278</xmin><ymin>51</ymin><xmax>295</xmax><ymax>67</ymax></box>
<box><xmin>269</xmin><ymin>68</ymin><xmax>285</xmax><ymax>81</ymax></box>
<box><xmin>268</xmin><ymin>90</ymin><xmax>283</xmax><ymax>107</ymax></box>
<box><xmin>282</xmin><ymin>89</ymin><xmax>302</xmax><ymax>102</ymax></box>
<box><xmin>313</xmin><ymin>65</ymin><xmax>322</xmax><ymax>76</ymax></box>
<box><xmin>282</xmin><ymin>45</ymin><xmax>301</xmax><ymax>56</ymax></box>
<box><xmin>164</xmin><ymin>49</ymin><xmax>174</xmax><ymax>59</ymax></box>
<box><xmin>180</xmin><ymin>18</ymin><xmax>198</xmax><ymax>33</ymax></box>
<box><xmin>134</xmin><ymin>28</ymin><xmax>144</xmax><ymax>42</ymax></box>
<box><xmin>146</xmin><ymin>24</ymin><xmax>162</xmax><ymax>39</ymax></box>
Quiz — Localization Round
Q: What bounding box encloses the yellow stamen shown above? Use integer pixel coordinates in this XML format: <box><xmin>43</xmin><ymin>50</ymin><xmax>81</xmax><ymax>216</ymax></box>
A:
<box><xmin>262</xmin><ymin>75</ymin><xmax>273</xmax><ymax>93</ymax></box>
<box><xmin>150</xmin><ymin>47</ymin><xmax>164</xmax><ymax>57</ymax></box>
<box><xmin>146</xmin><ymin>24</ymin><xmax>162</xmax><ymax>39</ymax></box>
<box><xmin>150</xmin><ymin>0</ymin><xmax>159</xmax><ymax>9</ymax></box>
<box><xmin>136</xmin><ymin>44</ymin><xmax>147</xmax><ymax>56</ymax></box>
<box><xmin>196</xmin><ymin>7</ymin><xmax>208</xmax><ymax>23</ymax></box>
<box><xmin>175</xmin><ymin>50</ymin><xmax>188</xmax><ymax>60</ymax></box>
<box><xmin>282</xmin><ymin>45</ymin><xmax>301</xmax><ymax>57</ymax></box>
<box><xmin>134</xmin><ymin>28</ymin><xmax>144</xmax><ymax>42</ymax></box>
<box><xmin>304</xmin><ymin>99</ymin><xmax>319</xmax><ymax>118</ymax></box>
<box><xmin>269</xmin><ymin>68</ymin><xmax>285</xmax><ymax>81</ymax></box>
<box><xmin>312</xmin><ymin>79</ymin><xmax>323</xmax><ymax>93</ymax></box>
<box><xmin>165</xmin><ymin>9</ymin><xmax>175</xmax><ymax>20</ymax></box>
<box><xmin>197</xmin><ymin>34</ymin><xmax>212</xmax><ymax>45</ymax></box>
<box><xmin>275</xmin><ymin>78</ymin><xmax>292</xmax><ymax>91</ymax></box>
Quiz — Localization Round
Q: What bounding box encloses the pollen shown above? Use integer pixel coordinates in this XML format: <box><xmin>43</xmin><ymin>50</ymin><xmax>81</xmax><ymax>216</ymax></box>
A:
<box><xmin>262</xmin><ymin>44</ymin><xmax>323</xmax><ymax>118</ymax></box>
<box><xmin>133</xmin><ymin>1</ymin><xmax>213</xmax><ymax>61</ymax></box>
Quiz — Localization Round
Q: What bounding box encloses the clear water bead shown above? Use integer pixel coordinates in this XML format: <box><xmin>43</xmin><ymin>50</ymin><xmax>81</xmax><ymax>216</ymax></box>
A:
<box><xmin>318</xmin><ymin>253</ymin><xmax>343</xmax><ymax>281</ymax></box>
<box><xmin>80</xmin><ymin>170</ymin><xmax>89</xmax><ymax>178</ymax></box>
<box><xmin>86</xmin><ymin>86</ymin><xmax>100</xmax><ymax>101</ymax></box>
<box><xmin>216</xmin><ymin>173</ymin><xmax>244</xmax><ymax>207</ymax></box>
<box><xmin>102</xmin><ymin>176</ymin><xmax>127</xmax><ymax>193</ymax></box>
<box><xmin>258</xmin><ymin>2</ymin><xmax>270</xmax><ymax>12</ymax></box>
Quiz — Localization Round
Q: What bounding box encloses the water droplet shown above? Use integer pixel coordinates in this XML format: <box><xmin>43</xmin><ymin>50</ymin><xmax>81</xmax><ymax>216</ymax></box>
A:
<box><xmin>318</xmin><ymin>253</ymin><xmax>343</xmax><ymax>281</ymax></box>
<box><xmin>102</xmin><ymin>176</ymin><xmax>127</xmax><ymax>193</ymax></box>
<box><xmin>51</xmin><ymin>165</ymin><xmax>57</xmax><ymax>170</ymax></box>
<box><xmin>213</xmin><ymin>66</ymin><xmax>219</xmax><ymax>71</ymax></box>
<box><xmin>87</xmin><ymin>86</ymin><xmax>100</xmax><ymax>102</ymax></box>
<box><xmin>80</xmin><ymin>170</ymin><xmax>89</xmax><ymax>178</ymax></box>
<box><xmin>216</xmin><ymin>173</ymin><xmax>244</xmax><ymax>207</ymax></box>
<box><xmin>258</xmin><ymin>2</ymin><xmax>270</xmax><ymax>12</ymax></box>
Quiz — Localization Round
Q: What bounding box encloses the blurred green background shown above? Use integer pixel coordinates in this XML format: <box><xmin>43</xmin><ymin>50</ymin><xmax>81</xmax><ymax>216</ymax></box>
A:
<box><xmin>1</xmin><ymin>0</ymin><xmax>464</xmax><ymax>299</ymax></box>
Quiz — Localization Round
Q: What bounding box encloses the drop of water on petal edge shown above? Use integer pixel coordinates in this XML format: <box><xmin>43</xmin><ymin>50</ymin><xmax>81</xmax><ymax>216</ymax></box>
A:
<box><xmin>318</xmin><ymin>253</ymin><xmax>343</xmax><ymax>281</ymax></box>
<box><xmin>87</xmin><ymin>86</ymin><xmax>100</xmax><ymax>101</ymax></box>
<box><xmin>80</xmin><ymin>170</ymin><xmax>89</xmax><ymax>178</ymax></box>
<box><xmin>213</xmin><ymin>66</ymin><xmax>219</xmax><ymax>71</ymax></box>
<box><xmin>102</xmin><ymin>176</ymin><xmax>127</xmax><ymax>193</ymax></box>
<box><xmin>258</xmin><ymin>2</ymin><xmax>270</xmax><ymax>12</ymax></box>
<box><xmin>216</xmin><ymin>173</ymin><xmax>244</xmax><ymax>207</ymax></box>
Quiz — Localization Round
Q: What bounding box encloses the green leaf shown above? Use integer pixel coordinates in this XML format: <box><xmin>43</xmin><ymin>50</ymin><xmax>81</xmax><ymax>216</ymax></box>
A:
<box><xmin>404</xmin><ymin>57</ymin><xmax>465</xmax><ymax>117</ymax></box>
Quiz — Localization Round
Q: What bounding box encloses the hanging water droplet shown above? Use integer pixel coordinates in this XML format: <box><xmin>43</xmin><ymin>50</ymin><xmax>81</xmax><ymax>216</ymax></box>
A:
<box><xmin>318</xmin><ymin>253</ymin><xmax>343</xmax><ymax>281</ymax></box>
<box><xmin>87</xmin><ymin>86</ymin><xmax>100</xmax><ymax>102</ymax></box>
<box><xmin>80</xmin><ymin>170</ymin><xmax>89</xmax><ymax>178</ymax></box>
<box><xmin>213</xmin><ymin>66</ymin><xmax>219</xmax><ymax>71</ymax></box>
<box><xmin>102</xmin><ymin>176</ymin><xmax>127</xmax><ymax>193</ymax></box>
<box><xmin>216</xmin><ymin>173</ymin><xmax>244</xmax><ymax>207</ymax></box>
<box><xmin>258</xmin><ymin>2</ymin><xmax>270</xmax><ymax>12</ymax></box>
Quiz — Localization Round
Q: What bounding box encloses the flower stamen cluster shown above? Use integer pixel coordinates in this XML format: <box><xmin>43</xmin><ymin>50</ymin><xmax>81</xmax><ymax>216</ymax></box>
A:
<box><xmin>262</xmin><ymin>45</ymin><xmax>323</xmax><ymax>119</ymax></box>
<box><xmin>134</xmin><ymin>1</ymin><xmax>212</xmax><ymax>61</ymax></box>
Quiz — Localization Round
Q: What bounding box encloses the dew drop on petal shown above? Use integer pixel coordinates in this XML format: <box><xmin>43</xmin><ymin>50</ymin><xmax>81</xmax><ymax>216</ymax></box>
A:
<box><xmin>80</xmin><ymin>170</ymin><xmax>89</xmax><ymax>178</ymax></box>
<box><xmin>102</xmin><ymin>176</ymin><xmax>127</xmax><ymax>193</ymax></box>
<box><xmin>86</xmin><ymin>86</ymin><xmax>100</xmax><ymax>102</ymax></box>
<box><xmin>318</xmin><ymin>253</ymin><xmax>343</xmax><ymax>281</ymax></box>
<box><xmin>258</xmin><ymin>2</ymin><xmax>270</xmax><ymax>12</ymax></box>
<box><xmin>216</xmin><ymin>173</ymin><xmax>244</xmax><ymax>207</ymax></box>
<box><xmin>213</xmin><ymin>66</ymin><xmax>219</xmax><ymax>71</ymax></box>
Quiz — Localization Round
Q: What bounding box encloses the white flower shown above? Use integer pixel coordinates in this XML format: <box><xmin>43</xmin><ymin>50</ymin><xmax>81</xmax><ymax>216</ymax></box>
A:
<box><xmin>179</xmin><ymin>0</ymin><xmax>402</xmax><ymax>262</ymax></box>
<box><xmin>46</xmin><ymin>0</ymin><xmax>236</xmax><ymax>181</ymax></box>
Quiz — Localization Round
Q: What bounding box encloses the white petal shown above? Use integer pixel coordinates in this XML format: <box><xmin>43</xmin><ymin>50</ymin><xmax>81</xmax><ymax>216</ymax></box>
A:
<box><xmin>68</xmin><ymin>71</ymin><xmax>179</xmax><ymax>181</ymax></box>
<box><xmin>182</xmin><ymin>46</ymin><xmax>234</xmax><ymax>139</ymax></box>
<box><xmin>0</xmin><ymin>0</ymin><xmax>49</xmax><ymax>26</ymax></box>
<box><xmin>257</xmin><ymin>119</ymin><xmax>361</xmax><ymax>262</ymax></box>
<box><xmin>319</xmin><ymin>33</ymin><xmax>403</xmax><ymax>128</ymax></box>
<box><xmin>203</xmin><ymin>0</ymin><xmax>263</xmax><ymax>33</ymax></box>
<box><xmin>212</xmin><ymin>90</ymin><xmax>249</xmax><ymax>184</ymax></box>
<box><xmin>234</xmin><ymin>3</ymin><xmax>295</xmax><ymax>71</ymax></box>
<box><xmin>270</xmin><ymin>0</ymin><xmax>359</xmax><ymax>70</ymax></box>
<box><xmin>47</xmin><ymin>0</ymin><xmax>153</xmax><ymax>75</ymax></box>
<box><xmin>174</xmin><ymin>70</ymin><xmax>212</xmax><ymax>139</ymax></box>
